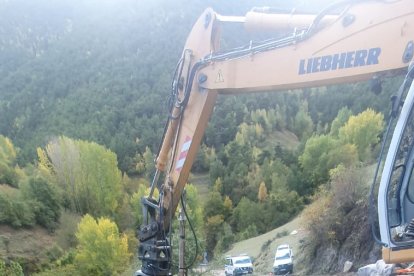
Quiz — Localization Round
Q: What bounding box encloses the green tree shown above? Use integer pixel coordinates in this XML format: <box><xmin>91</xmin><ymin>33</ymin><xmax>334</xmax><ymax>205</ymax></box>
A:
<box><xmin>263</xmin><ymin>191</ymin><xmax>303</xmax><ymax>230</ymax></box>
<box><xmin>232</xmin><ymin>197</ymin><xmax>265</xmax><ymax>234</ymax></box>
<box><xmin>193</xmin><ymin>144</ymin><xmax>210</xmax><ymax>173</ymax></box>
<box><xmin>0</xmin><ymin>135</ymin><xmax>16</xmax><ymax>163</ymax></box>
<box><xmin>0</xmin><ymin>135</ymin><xmax>18</xmax><ymax>186</ymax></box>
<box><xmin>209</xmin><ymin>158</ymin><xmax>225</xmax><ymax>185</ymax></box>
<box><xmin>237</xmin><ymin>224</ymin><xmax>258</xmax><ymax>241</ymax></box>
<box><xmin>0</xmin><ymin>188</ymin><xmax>35</xmax><ymax>228</ymax></box>
<box><xmin>21</xmin><ymin>176</ymin><xmax>61</xmax><ymax>232</ymax></box>
<box><xmin>203</xmin><ymin>191</ymin><xmax>226</xmax><ymax>222</ymax></box>
<box><xmin>75</xmin><ymin>214</ymin><xmax>131</xmax><ymax>276</ymax></box>
<box><xmin>213</xmin><ymin>177</ymin><xmax>223</xmax><ymax>194</ymax></box>
<box><xmin>204</xmin><ymin>214</ymin><xmax>224</xmax><ymax>259</ymax></box>
<box><xmin>299</xmin><ymin>135</ymin><xmax>358</xmax><ymax>186</ymax></box>
<box><xmin>330</xmin><ymin>107</ymin><xmax>352</xmax><ymax>137</ymax></box>
<box><xmin>143</xmin><ymin>146</ymin><xmax>155</xmax><ymax>178</ymax></box>
<box><xmin>134</xmin><ymin>147</ymin><xmax>154</xmax><ymax>177</ymax></box>
<box><xmin>130</xmin><ymin>184</ymin><xmax>156</xmax><ymax>228</ymax></box>
<box><xmin>215</xmin><ymin>222</ymin><xmax>234</xmax><ymax>254</ymax></box>
<box><xmin>184</xmin><ymin>184</ymin><xmax>203</xmax><ymax>230</ymax></box>
<box><xmin>292</xmin><ymin>100</ymin><xmax>314</xmax><ymax>140</ymax></box>
<box><xmin>39</xmin><ymin>136</ymin><xmax>123</xmax><ymax>217</ymax></box>
<box><xmin>338</xmin><ymin>108</ymin><xmax>384</xmax><ymax>161</ymax></box>
<box><xmin>223</xmin><ymin>196</ymin><xmax>233</xmax><ymax>219</ymax></box>
<box><xmin>274</xmin><ymin>104</ymin><xmax>287</xmax><ymax>130</ymax></box>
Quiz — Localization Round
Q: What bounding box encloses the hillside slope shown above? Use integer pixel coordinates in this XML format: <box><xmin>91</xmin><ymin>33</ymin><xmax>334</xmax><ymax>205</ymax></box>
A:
<box><xmin>226</xmin><ymin>214</ymin><xmax>307</xmax><ymax>275</ymax></box>
<box><xmin>220</xmin><ymin>166</ymin><xmax>382</xmax><ymax>275</ymax></box>
<box><xmin>222</xmin><ymin>207</ymin><xmax>380</xmax><ymax>276</ymax></box>
<box><xmin>0</xmin><ymin>207</ymin><xmax>81</xmax><ymax>273</ymax></box>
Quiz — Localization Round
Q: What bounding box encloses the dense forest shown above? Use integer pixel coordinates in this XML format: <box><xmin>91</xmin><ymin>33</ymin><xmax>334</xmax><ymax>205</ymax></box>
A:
<box><xmin>0</xmin><ymin>0</ymin><xmax>404</xmax><ymax>275</ymax></box>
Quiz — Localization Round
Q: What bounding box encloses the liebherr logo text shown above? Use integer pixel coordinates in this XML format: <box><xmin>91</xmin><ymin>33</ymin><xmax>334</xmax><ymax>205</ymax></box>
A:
<box><xmin>298</xmin><ymin>47</ymin><xmax>381</xmax><ymax>75</ymax></box>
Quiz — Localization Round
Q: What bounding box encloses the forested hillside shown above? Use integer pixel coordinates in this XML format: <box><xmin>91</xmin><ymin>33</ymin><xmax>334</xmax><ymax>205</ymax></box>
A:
<box><xmin>0</xmin><ymin>0</ymin><xmax>296</xmax><ymax>171</ymax></box>
<box><xmin>0</xmin><ymin>0</ymin><xmax>404</xmax><ymax>275</ymax></box>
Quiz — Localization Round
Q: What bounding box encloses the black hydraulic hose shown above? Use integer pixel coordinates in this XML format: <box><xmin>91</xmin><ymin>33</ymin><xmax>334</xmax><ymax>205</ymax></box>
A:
<box><xmin>155</xmin><ymin>53</ymin><xmax>204</xmax><ymax>164</ymax></box>
<box><xmin>167</xmin><ymin>187</ymin><xmax>173</xmax><ymax>270</ymax></box>
<box><xmin>178</xmin><ymin>60</ymin><xmax>206</xmax><ymax>109</ymax></box>
<box><xmin>155</xmin><ymin>56</ymin><xmax>185</xmax><ymax>163</ymax></box>
<box><xmin>178</xmin><ymin>194</ymin><xmax>199</xmax><ymax>270</ymax></box>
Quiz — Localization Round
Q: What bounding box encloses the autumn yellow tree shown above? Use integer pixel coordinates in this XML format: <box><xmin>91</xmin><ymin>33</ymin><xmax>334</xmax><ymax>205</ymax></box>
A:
<box><xmin>338</xmin><ymin>108</ymin><xmax>384</xmax><ymax>161</ymax></box>
<box><xmin>213</xmin><ymin>177</ymin><xmax>223</xmax><ymax>193</ymax></box>
<box><xmin>258</xmin><ymin>181</ymin><xmax>268</xmax><ymax>202</ymax></box>
<box><xmin>75</xmin><ymin>214</ymin><xmax>131</xmax><ymax>275</ymax></box>
<box><xmin>223</xmin><ymin>196</ymin><xmax>233</xmax><ymax>218</ymax></box>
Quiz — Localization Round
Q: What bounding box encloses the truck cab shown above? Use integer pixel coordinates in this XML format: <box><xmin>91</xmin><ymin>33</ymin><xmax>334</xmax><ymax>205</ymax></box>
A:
<box><xmin>273</xmin><ymin>244</ymin><xmax>294</xmax><ymax>275</ymax></box>
<box><xmin>225</xmin><ymin>255</ymin><xmax>253</xmax><ymax>276</ymax></box>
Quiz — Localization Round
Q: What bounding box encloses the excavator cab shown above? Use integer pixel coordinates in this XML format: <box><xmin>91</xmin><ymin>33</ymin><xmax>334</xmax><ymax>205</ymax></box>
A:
<box><xmin>377</xmin><ymin>67</ymin><xmax>414</xmax><ymax>263</ymax></box>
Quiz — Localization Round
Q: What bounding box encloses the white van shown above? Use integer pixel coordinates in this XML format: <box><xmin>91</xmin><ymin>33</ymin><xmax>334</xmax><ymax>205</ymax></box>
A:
<box><xmin>225</xmin><ymin>255</ymin><xmax>253</xmax><ymax>275</ymax></box>
<box><xmin>273</xmin><ymin>244</ymin><xmax>293</xmax><ymax>275</ymax></box>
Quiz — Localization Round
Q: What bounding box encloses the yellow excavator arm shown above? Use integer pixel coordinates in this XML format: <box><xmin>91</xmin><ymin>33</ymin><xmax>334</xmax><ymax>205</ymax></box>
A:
<box><xmin>137</xmin><ymin>1</ymin><xmax>414</xmax><ymax>275</ymax></box>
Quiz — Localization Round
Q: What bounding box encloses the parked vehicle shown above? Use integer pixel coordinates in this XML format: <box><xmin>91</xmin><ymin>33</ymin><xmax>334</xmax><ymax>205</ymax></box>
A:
<box><xmin>225</xmin><ymin>254</ymin><xmax>253</xmax><ymax>275</ymax></box>
<box><xmin>273</xmin><ymin>244</ymin><xmax>293</xmax><ymax>275</ymax></box>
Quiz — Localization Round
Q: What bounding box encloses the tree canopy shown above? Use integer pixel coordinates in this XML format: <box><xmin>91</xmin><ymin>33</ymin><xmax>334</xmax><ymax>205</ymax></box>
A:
<box><xmin>75</xmin><ymin>214</ymin><xmax>131</xmax><ymax>276</ymax></box>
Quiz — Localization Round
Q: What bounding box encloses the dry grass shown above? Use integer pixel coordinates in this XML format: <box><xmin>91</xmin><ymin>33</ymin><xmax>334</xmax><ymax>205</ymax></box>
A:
<box><xmin>0</xmin><ymin>209</ymin><xmax>82</xmax><ymax>274</ymax></box>
<box><xmin>0</xmin><ymin>224</ymin><xmax>56</xmax><ymax>273</ymax></box>
<box><xmin>0</xmin><ymin>184</ymin><xmax>18</xmax><ymax>196</ymax></box>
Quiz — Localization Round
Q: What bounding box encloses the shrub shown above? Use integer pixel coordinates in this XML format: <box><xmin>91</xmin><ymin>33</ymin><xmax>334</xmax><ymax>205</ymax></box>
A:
<box><xmin>276</xmin><ymin>230</ymin><xmax>289</xmax><ymax>238</ymax></box>
<box><xmin>22</xmin><ymin>177</ymin><xmax>61</xmax><ymax>232</ymax></box>
<box><xmin>0</xmin><ymin>162</ymin><xmax>18</xmax><ymax>187</ymax></box>
<box><xmin>237</xmin><ymin>224</ymin><xmax>258</xmax><ymax>241</ymax></box>
<box><xmin>261</xmin><ymin>239</ymin><xmax>272</xmax><ymax>251</ymax></box>
<box><xmin>0</xmin><ymin>259</ymin><xmax>24</xmax><ymax>276</ymax></box>
<box><xmin>0</xmin><ymin>191</ymin><xmax>35</xmax><ymax>228</ymax></box>
<box><xmin>303</xmin><ymin>166</ymin><xmax>370</xmax><ymax>252</ymax></box>
<box><xmin>46</xmin><ymin>245</ymin><xmax>64</xmax><ymax>262</ymax></box>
